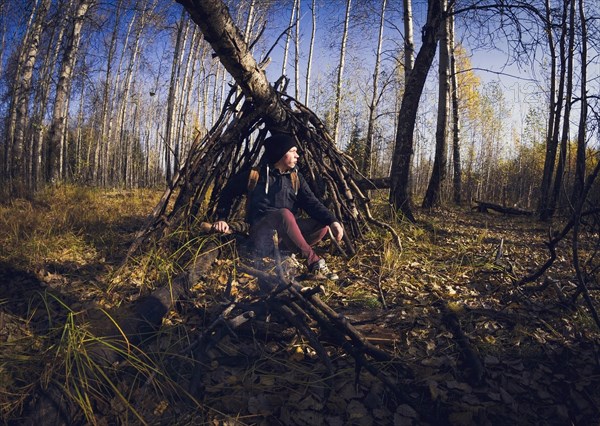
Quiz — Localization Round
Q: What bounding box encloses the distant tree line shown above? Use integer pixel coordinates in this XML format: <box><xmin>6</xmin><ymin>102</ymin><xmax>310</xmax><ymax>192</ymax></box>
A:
<box><xmin>0</xmin><ymin>0</ymin><xmax>598</xmax><ymax>221</ymax></box>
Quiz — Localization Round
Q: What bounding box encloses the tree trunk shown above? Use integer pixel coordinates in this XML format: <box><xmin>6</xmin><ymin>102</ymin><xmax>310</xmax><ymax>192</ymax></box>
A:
<box><xmin>281</xmin><ymin>0</ymin><xmax>297</xmax><ymax>77</ymax></box>
<box><xmin>117</xmin><ymin>0</ymin><xmax>154</xmax><ymax>186</ymax></box>
<box><xmin>242</xmin><ymin>0</ymin><xmax>255</xmax><ymax>44</ymax></box>
<box><xmin>47</xmin><ymin>0</ymin><xmax>93</xmax><ymax>182</ymax></box>
<box><xmin>389</xmin><ymin>0</ymin><xmax>442</xmax><ymax>221</ymax></box>
<box><xmin>403</xmin><ymin>0</ymin><xmax>415</xmax><ymax>79</ymax></box>
<box><xmin>93</xmin><ymin>0</ymin><xmax>123</xmax><ymax>184</ymax></box>
<box><xmin>363</xmin><ymin>0</ymin><xmax>386</xmax><ymax>178</ymax></box>
<box><xmin>31</xmin><ymin>2</ymin><xmax>69</xmax><ymax>190</ymax></box>
<box><xmin>333</xmin><ymin>0</ymin><xmax>351</xmax><ymax>146</ymax></box>
<box><xmin>305</xmin><ymin>0</ymin><xmax>316</xmax><ymax>107</ymax></box>
<box><xmin>11</xmin><ymin>0</ymin><xmax>50</xmax><ymax>196</ymax></box>
<box><xmin>177</xmin><ymin>0</ymin><xmax>286</xmax><ymax>126</ymax></box>
<box><xmin>164</xmin><ymin>10</ymin><xmax>188</xmax><ymax>184</ymax></box>
<box><xmin>572</xmin><ymin>0</ymin><xmax>587</xmax><ymax>205</ymax></box>
<box><xmin>294</xmin><ymin>0</ymin><xmax>301</xmax><ymax>99</ymax></box>
<box><xmin>538</xmin><ymin>0</ymin><xmax>567</xmax><ymax>220</ymax></box>
<box><xmin>449</xmin><ymin>10</ymin><xmax>462</xmax><ymax>205</ymax></box>
<box><xmin>422</xmin><ymin>0</ymin><xmax>449</xmax><ymax>209</ymax></box>
<box><xmin>549</xmin><ymin>0</ymin><xmax>575</xmax><ymax>217</ymax></box>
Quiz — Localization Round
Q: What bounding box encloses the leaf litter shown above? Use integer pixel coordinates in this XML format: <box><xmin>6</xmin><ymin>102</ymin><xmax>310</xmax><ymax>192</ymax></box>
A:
<box><xmin>0</xmin><ymin>191</ymin><xmax>599</xmax><ymax>424</ymax></box>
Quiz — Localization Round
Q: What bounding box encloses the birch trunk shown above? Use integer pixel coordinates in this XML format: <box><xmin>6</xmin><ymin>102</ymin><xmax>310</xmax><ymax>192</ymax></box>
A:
<box><xmin>117</xmin><ymin>0</ymin><xmax>155</xmax><ymax>185</ymax></box>
<box><xmin>363</xmin><ymin>0</ymin><xmax>386</xmax><ymax>178</ymax></box>
<box><xmin>333</xmin><ymin>0</ymin><xmax>351</xmax><ymax>146</ymax></box>
<box><xmin>449</xmin><ymin>10</ymin><xmax>462</xmax><ymax>205</ymax></box>
<box><xmin>177</xmin><ymin>25</ymin><xmax>199</xmax><ymax>165</ymax></box>
<box><xmin>12</xmin><ymin>0</ymin><xmax>50</xmax><ymax>195</ymax></box>
<box><xmin>4</xmin><ymin>0</ymin><xmax>40</xmax><ymax>186</ymax></box>
<box><xmin>539</xmin><ymin>0</ymin><xmax>567</xmax><ymax>220</ymax></box>
<box><xmin>281</xmin><ymin>0</ymin><xmax>297</xmax><ymax>77</ymax></box>
<box><xmin>47</xmin><ymin>0</ymin><xmax>93</xmax><ymax>182</ymax></box>
<box><xmin>104</xmin><ymin>5</ymin><xmax>135</xmax><ymax>185</ymax></box>
<box><xmin>93</xmin><ymin>0</ymin><xmax>123</xmax><ymax>184</ymax></box>
<box><xmin>164</xmin><ymin>11</ymin><xmax>189</xmax><ymax>184</ymax></box>
<box><xmin>572</xmin><ymin>0</ymin><xmax>587</xmax><ymax>204</ymax></box>
<box><xmin>294</xmin><ymin>0</ymin><xmax>301</xmax><ymax>99</ymax></box>
<box><xmin>304</xmin><ymin>0</ymin><xmax>316</xmax><ymax>107</ymax></box>
<box><xmin>177</xmin><ymin>0</ymin><xmax>286</xmax><ymax>125</ymax></box>
<box><xmin>403</xmin><ymin>0</ymin><xmax>415</xmax><ymax>79</ymax></box>
<box><xmin>31</xmin><ymin>3</ymin><xmax>69</xmax><ymax>190</ymax></box>
<box><xmin>422</xmin><ymin>4</ymin><xmax>451</xmax><ymax>213</ymax></box>
<box><xmin>243</xmin><ymin>0</ymin><xmax>255</xmax><ymax>44</ymax></box>
<box><xmin>549</xmin><ymin>0</ymin><xmax>576</xmax><ymax>216</ymax></box>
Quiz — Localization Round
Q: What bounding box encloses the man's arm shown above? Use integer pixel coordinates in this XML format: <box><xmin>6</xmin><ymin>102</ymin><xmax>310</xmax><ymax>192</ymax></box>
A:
<box><xmin>213</xmin><ymin>169</ymin><xmax>249</xmax><ymax>233</ymax></box>
<box><xmin>297</xmin><ymin>173</ymin><xmax>343</xmax><ymax>242</ymax></box>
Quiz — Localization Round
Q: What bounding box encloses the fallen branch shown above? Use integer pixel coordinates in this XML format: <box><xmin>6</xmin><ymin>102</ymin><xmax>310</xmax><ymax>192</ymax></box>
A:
<box><xmin>473</xmin><ymin>200</ymin><xmax>533</xmax><ymax>216</ymax></box>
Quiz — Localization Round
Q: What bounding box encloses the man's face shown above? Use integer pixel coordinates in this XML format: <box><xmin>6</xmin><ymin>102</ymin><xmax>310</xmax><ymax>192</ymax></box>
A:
<box><xmin>276</xmin><ymin>147</ymin><xmax>299</xmax><ymax>171</ymax></box>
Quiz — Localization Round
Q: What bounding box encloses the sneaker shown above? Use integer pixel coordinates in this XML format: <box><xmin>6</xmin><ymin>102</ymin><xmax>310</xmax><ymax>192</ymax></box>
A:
<box><xmin>308</xmin><ymin>258</ymin><xmax>339</xmax><ymax>281</ymax></box>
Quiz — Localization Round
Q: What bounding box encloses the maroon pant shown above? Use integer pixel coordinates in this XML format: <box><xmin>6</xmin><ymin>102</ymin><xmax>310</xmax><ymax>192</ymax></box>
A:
<box><xmin>249</xmin><ymin>209</ymin><xmax>329</xmax><ymax>265</ymax></box>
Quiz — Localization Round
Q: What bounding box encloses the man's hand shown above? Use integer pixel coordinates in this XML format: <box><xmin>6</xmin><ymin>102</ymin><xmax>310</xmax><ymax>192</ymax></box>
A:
<box><xmin>330</xmin><ymin>221</ymin><xmax>344</xmax><ymax>242</ymax></box>
<box><xmin>212</xmin><ymin>220</ymin><xmax>230</xmax><ymax>234</ymax></box>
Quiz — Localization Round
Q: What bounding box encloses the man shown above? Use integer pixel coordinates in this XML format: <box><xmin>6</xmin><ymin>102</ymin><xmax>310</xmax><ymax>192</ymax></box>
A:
<box><xmin>213</xmin><ymin>133</ymin><xmax>343</xmax><ymax>280</ymax></box>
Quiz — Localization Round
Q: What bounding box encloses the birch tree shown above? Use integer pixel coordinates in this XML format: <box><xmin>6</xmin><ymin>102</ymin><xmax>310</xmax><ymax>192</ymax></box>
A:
<box><xmin>572</xmin><ymin>0</ymin><xmax>587</xmax><ymax>205</ymax></box>
<box><xmin>449</xmin><ymin>10</ymin><xmax>462</xmax><ymax>205</ymax></box>
<box><xmin>403</xmin><ymin>0</ymin><xmax>414</xmax><ymax>79</ymax></box>
<box><xmin>549</xmin><ymin>0</ymin><xmax>576</xmax><ymax>216</ymax></box>
<box><xmin>47</xmin><ymin>0</ymin><xmax>94</xmax><ymax>182</ymax></box>
<box><xmin>281</xmin><ymin>0</ymin><xmax>298</xmax><ymax>77</ymax></box>
<box><xmin>304</xmin><ymin>0</ymin><xmax>316</xmax><ymax>107</ymax></box>
<box><xmin>332</xmin><ymin>0</ymin><xmax>351</xmax><ymax>146</ymax></box>
<box><xmin>422</xmin><ymin>0</ymin><xmax>450</xmax><ymax>208</ymax></box>
<box><xmin>164</xmin><ymin>10</ymin><xmax>189</xmax><ymax>184</ymax></box>
<box><xmin>363</xmin><ymin>0</ymin><xmax>386</xmax><ymax>178</ymax></box>
<box><xmin>30</xmin><ymin>2</ymin><xmax>70</xmax><ymax>189</ymax></box>
<box><xmin>539</xmin><ymin>0</ymin><xmax>568</xmax><ymax>220</ymax></box>
<box><xmin>10</xmin><ymin>0</ymin><xmax>50</xmax><ymax>195</ymax></box>
<box><xmin>92</xmin><ymin>0</ymin><xmax>124</xmax><ymax>184</ymax></box>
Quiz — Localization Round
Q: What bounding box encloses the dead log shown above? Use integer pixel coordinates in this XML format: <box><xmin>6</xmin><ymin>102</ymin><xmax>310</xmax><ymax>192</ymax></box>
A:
<box><xmin>473</xmin><ymin>200</ymin><xmax>533</xmax><ymax>216</ymax></box>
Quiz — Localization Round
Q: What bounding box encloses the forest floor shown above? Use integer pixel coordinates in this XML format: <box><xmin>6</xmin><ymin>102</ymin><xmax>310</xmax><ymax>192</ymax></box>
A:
<box><xmin>1</xmin><ymin>186</ymin><xmax>599</xmax><ymax>425</ymax></box>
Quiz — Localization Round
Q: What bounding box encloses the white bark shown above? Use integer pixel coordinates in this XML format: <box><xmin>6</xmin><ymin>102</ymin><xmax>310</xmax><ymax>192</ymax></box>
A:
<box><xmin>294</xmin><ymin>0</ymin><xmax>301</xmax><ymax>99</ymax></box>
<box><xmin>364</xmin><ymin>0</ymin><xmax>387</xmax><ymax>178</ymax></box>
<box><xmin>304</xmin><ymin>0</ymin><xmax>316</xmax><ymax>107</ymax></box>
<box><xmin>333</xmin><ymin>0</ymin><xmax>351</xmax><ymax>147</ymax></box>
<box><xmin>47</xmin><ymin>0</ymin><xmax>93</xmax><ymax>182</ymax></box>
<box><xmin>403</xmin><ymin>0</ymin><xmax>415</xmax><ymax>79</ymax></box>
<box><xmin>282</xmin><ymin>0</ymin><xmax>298</xmax><ymax>77</ymax></box>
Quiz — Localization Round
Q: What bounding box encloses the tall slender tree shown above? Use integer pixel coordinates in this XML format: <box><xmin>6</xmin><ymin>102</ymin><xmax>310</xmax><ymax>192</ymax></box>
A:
<box><xmin>403</xmin><ymin>0</ymin><xmax>414</xmax><ymax>79</ymax></box>
<box><xmin>304</xmin><ymin>0</ymin><xmax>316</xmax><ymax>107</ymax></box>
<box><xmin>389</xmin><ymin>0</ymin><xmax>443</xmax><ymax>221</ymax></box>
<box><xmin>422</xmin><ymin>0</ymin><xmax>449</xmax><ymax>208</ymax></box>
<box><xmin>363</xmin><ymin>0</ymin><xmax>386</xmax><ymax>178</ymax></box>
<box><xmin>572</xmin><ymin>0</ymin><xmax>587</xmax><ymax>205</ymax></box>
<box><xmin>332</xmin><ymin>0</ymin><xmax>351</xmax><ymax>146</ymax></box>
<box><xmin>449</xmin><ymin>9</ymin><xmax>462</xmax><ymax>205</ymax></box>
<box><xmin>549</xmin><ymin>0</ymin><xmax>576</xmax><ymax>216</ymax></box>
<box><xmin>281</xmin><ymin>0</ymin><xmax>298</xmax><ymax>77</ymax></box>
<box><xmin>47</xmin><ymin>0</ymin><xmax>94</xmax><ymax>182</ymax></box>
<box><xmin>539</xmin><ymin>0</ymin><xmax>568</xmax><ymax>220</ymax></box>
<box><xmin>11</xmin><ymin>0</ymin><xmax>50</xmax><ymax>195</ymax></box>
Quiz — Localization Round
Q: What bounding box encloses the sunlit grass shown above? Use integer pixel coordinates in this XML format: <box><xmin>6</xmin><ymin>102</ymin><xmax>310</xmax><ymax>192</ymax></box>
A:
<box><xmin>0</xmin><ymin>184</ymin><xmax>162</xmax><ymax>272</ymax></box>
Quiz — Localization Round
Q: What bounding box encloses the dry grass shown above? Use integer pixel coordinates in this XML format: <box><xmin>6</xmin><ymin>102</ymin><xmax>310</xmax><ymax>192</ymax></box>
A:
<box><xmin>1</xmin><ymin>187</ymin><xmax>600</xmax><ymax>424</ymax></box>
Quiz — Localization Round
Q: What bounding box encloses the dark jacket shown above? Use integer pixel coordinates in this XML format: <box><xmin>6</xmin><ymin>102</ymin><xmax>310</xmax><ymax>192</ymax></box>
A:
<box><xmin>216</xmin><ymin>164</ymin><xmax>337</xmax><ymax>226</ymax></box>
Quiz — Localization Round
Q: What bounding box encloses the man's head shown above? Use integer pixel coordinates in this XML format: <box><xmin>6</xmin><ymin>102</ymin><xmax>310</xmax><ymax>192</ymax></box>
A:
<box><xmin>263</xmin><ymin>134</ymin><xmax>299</xmax><ymax>171</ymax></box>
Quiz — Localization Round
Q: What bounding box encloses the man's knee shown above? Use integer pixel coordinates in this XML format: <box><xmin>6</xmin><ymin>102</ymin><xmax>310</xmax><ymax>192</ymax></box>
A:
<box><xmin>275</xmin><ymin>208</ymin><xmax>295</xmax><ymax>222</ymax></box>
